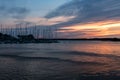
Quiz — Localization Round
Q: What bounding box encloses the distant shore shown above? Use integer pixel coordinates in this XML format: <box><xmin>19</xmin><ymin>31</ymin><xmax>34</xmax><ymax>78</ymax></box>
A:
<box><xmin>0</xmin><ymin>32</ymin><xmax>120</xmax><ymax>44</ymax></box>
<box><xmin>0</xmin><ymin>33</ymin><xmax>58</xmax><ymax>44</ymax></box>
<box><xmin>52</xmin><ymin>38</ymin><xmax>120</xmax><ymax>42</ymax></box>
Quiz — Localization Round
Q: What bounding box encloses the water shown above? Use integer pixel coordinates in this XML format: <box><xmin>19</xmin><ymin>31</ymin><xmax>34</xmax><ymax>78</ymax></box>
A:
<box><xmin>0</xmin><ymin>41</ymin><xmax>120</xmax><ymax>80</ymax></box>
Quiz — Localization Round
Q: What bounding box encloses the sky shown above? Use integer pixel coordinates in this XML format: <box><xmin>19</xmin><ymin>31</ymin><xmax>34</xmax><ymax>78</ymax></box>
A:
<box><xmin>0</xmin><ymin>0</ymin><xmax>120</xmax><ymax>38</ymax></box>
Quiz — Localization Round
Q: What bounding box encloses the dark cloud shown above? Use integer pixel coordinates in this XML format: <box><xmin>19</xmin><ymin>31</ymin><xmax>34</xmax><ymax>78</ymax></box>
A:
<box><xmin>8</xmin><ymin>7</ymin><xmax>30</xmax><ymax>19</ymax></box>
<box><xmin>0</xmin><ymin>0</ymin><xmax>30</xmax><ymax>19</ymax></box>
<box><xmin>0</xmin><ymin>6</ymin><xmax>30</xmax><ymax>19</ymax></box>
<box><xmin>45</xmin><ymin>0</ymin><xmax>120</xmax><ymax>27</ymax></box>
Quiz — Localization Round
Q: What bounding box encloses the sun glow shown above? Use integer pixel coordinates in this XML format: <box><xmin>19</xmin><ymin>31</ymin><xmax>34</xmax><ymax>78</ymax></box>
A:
<box><xmin>59</xmin><ymin>20</ymin><xmax>120</xmax><ymax>38</ymax></box>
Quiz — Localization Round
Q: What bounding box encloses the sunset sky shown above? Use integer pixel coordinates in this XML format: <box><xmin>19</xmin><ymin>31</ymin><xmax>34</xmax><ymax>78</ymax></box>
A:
<box><xmin>0</xmin><ymin>0</ymin><xmax>120</xmax><ymax>38</ymax></box>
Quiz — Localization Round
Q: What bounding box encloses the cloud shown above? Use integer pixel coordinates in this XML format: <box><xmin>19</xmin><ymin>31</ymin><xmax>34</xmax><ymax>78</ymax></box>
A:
<box><xmin>45</xmin><ymin>0</ymin><xmax>120</xmax><ymax>27</ymax></box>
<box><xmin>8</xmin><ymin>7</ymin><xmax>30</xmax><ymax>19</ymax></box>
<box><xmin>0</xmin><ymin>0</ymin><xmax>30</xmax><ymax>20</ymax></box>
<box><xmin>42</xmin><ymin>0</ymin><xmax>120</xmax><ymax>38</ymax></box>
<box><xmin>0</xmin><ymin>6</ymin><xmax>30</xmax><ymax>19</ymax></box>
<box><xmin>22</xmin><ymin>16</ymin><xmax>75</xmax><ymax>26</ymax></box>
<box><xmin>1</xmin><ymin>0</ymin><xmax>120</xmax><ymax>38</ymax></box>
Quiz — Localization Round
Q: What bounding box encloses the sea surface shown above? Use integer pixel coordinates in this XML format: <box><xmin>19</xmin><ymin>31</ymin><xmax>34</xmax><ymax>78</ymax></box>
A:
<box><xmin>0</xmin><ymin>41</ymin><xmax>120</xmax><ymax>80</ymax></box>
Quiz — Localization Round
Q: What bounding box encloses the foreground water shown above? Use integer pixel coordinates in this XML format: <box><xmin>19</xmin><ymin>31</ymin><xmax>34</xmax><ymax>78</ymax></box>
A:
<box><xmin>0</xmin><ymin>41</ymin><xmax>120</xmax><ymax>80</ymax></box>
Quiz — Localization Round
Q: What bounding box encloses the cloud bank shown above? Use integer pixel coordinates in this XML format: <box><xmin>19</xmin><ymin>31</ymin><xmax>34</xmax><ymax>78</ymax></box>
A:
<box><xmin>0</xmin><ymin>0</ymin><xmax>120</xmax><ymax>38</ymax></box>
<box><xmin>43</xmin><ymin>0</ymin><xmax>120</xmax><ymax>38</ymax></box>
<box><xmin>45</xmin><ymin>0</ymin><xmax>120</xmax><ymax>27</ymax></box>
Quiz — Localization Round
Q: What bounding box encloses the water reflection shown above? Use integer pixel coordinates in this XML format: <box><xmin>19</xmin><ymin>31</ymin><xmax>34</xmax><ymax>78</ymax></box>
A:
<box><xmin>65</xmin><ymin>41</ymin><xmax>120</xmax><ymax>56</ymax></box>
<box><xmin>0</xmin><ymin>41</ymin><xmax>120</xmax><ymax>80</ymax></box>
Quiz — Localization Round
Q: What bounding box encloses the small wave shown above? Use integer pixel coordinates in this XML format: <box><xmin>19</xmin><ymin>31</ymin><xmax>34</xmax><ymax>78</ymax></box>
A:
<box><xmin>0</xmin><ymin>54</ymin><xmax>104</xmax><ymax>65</ymax></box>
<box><xmin>50</xmin><ymin>51</ymin><xmax>120</xmax><ymax>59</ymax></box>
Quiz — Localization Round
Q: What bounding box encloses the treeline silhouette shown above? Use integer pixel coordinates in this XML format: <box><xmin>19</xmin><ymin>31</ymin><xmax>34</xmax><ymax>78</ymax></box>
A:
<box><xmin>0</xmin><ymin>33</ymin><xmax>58</xmax><ymax>43</ymax></box>
<box><xmin>52</xmin><ymin>38</ymin><xmax>120</xmax><ymax>41</ymax></box>
<box><xmin>0</xmin><ymin>32</ymin><xmax>120</xmax><ymax>44</ymax></box>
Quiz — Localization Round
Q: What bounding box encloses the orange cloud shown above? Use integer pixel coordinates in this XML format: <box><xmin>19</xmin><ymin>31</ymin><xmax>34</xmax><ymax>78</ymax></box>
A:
<box><xmin>58</xmin><ymin>20</ymin><xmax>120</xmax><ymax>38</ymax></box>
